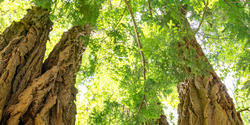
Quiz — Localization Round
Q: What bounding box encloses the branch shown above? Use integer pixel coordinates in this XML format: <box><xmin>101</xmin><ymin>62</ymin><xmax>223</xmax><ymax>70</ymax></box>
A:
<box><xmin>99</xmin><ymin>8</ymin><xmax>127</xmax><ymax>42</ymax></box>
<box><xmin>114</xmin><ymin>8</ymin><xmax>127</xmax><ymax>29</ymax></box>
<box><xmin>123</xmin><ymin>0</ymin><xmax>146</xmax><ymax>82</ymax></box>
<box><xmin>147</xmin><ymin>0</ymin><xmax>152</xmax><ymax>16</ymax></box>
<box><xmin>194</xmin><ymin>0</ymin><xmax>208</xmax><ymax>34</ymax></box>
<box><xmin>238</xmin><ymin>107</ymin><xmax>250</xmax><ymax>113</ymax></box>
<box><xmin>123</xmin><ymin>0</ymin><xmax>147</xmax><ymax>113</ymax></box>
<box><xmin>223</xmin><ymin>0</ymin><xmax>232</xmax><ymax>7</ymax></box>
<box><xmin>138</xmin><ymin>95</ymin><xmax>146</xmax><ymax>114</ymax></box>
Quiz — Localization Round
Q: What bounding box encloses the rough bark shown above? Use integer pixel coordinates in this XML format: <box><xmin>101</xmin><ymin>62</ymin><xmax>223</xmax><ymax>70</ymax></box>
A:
<box><xmin>177</xmin><ymin>14</ymin><xmax>243</xmax><ymax>125</ymax></box>
<box><xmin>4</xmin><ymin>26</ymin><xmax>85</xmax><ymax>125</ymax></box>
<box><xmin>0</xmin><ymin>7</ymin><xmax>52</xmax><ymax>123</ymax></box>
<box><xmin>0</xmin><ymin>6</ymin><xmax>87</xmax><ymax>125</ymax></box>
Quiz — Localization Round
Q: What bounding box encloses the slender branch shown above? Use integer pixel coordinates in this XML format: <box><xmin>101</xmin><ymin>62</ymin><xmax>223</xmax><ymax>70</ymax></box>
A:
<box><xmin>99</xmin><ymin>8</ymin><xmax>127</xmax><ymax>43</ymax></box>
<box><xmin>123</xmin><ymin>0</ymin><xmax>147</xmax><ymax>113</ymax></box>
<box><xmin>114</xmin><ymin>8</ymin><xmax>127</xmax><ymax>29</ymax></box>
<box><xmin>138</xmin><ymin>95</ymin><xmax>146</xmax><ymax>114</ymax></box>
<box><xmin>147</xmin><ymin>0</ymin><xmax>152</xmax><ymax>16</ymax></box>
<box><xmin>223</xmin><ymin>0</ymin><xmax>232</xmax><ymax>7</ymax></box>
<box><xmin>238</xmin><ymin>107</ymin><xmax>250</xmax><ymax>113</ymax></box>
<box><xmin>194</xmin><ymin>0</ymin><xmax>208</xmax><ymax>34</ymax></box>
<box><xmin>123</xmin><ymin>0</ymin><xmax>146</xmax><ymax>82</ymax></box>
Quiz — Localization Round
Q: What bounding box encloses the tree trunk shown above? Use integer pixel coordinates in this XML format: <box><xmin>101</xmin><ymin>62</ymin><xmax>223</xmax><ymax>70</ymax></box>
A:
<box><xmin>0</xmin><ymin>7</ymin><xmax>87</xmax><ymax>125</ymax></box>
<box><xmin>33</xmin><ymin>26</ymin><xmax>85</xmax><ymax>125</ymax></box>
<box><xmin>0</xmin><ymin>7</ymin><xmax>52</xmax><ymax>123</ymax></box>
<box><xmin>176</xmin><ymin>12</ymin><xmax>243</xmax><ymax>125</ymax></box>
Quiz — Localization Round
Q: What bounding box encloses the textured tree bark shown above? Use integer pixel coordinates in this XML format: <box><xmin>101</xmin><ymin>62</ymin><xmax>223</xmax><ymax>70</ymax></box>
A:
<box><xmin>0</xmin><ymin>7</ymin><xmax>52</xmax><ymax>123</ymax></box>
<box><xmin>3</xmin><ymin>26</ymin><xmax>85</xmax><ymax>125</ymax></box>
<box><xmin>34</xmin><ymin>26</ymin><xmax>85</xmax><ymax>125</ymax></box>
<box><xmin>176</xmin><ymin>12</ymin><xmax>243</xmax><ymax>125</ymax></box>
<box><xmin>0</xmin><ymin>7</ymin><xmax>87</xmax><ymax>125</ymax></box>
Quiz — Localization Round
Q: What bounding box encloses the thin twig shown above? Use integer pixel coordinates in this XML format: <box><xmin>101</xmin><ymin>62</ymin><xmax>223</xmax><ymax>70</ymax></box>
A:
<box><xmin>238</xmin><ymin>107</ymin><xmax>250</xmax><ymax>113</ymax></box>
<box><xmin>113</xmin><ymin>8</ymin><xmax>127</xmax><ymax>29</ymax></box>
<box><xmin>99</xmin><ymin>8</ymin><xmax>127</xmax><ymax>43</ymax></box>
<box><xmin>194</xmin><ymin>0</ymin><xmax>208</xmax><ymax>34</ymax></box>
<box><xmin>147</xmin><ymin>0</ymin><xmax>152</xmax><ymax>16</ymax></box>
<box><xmin>138</xmin><ymin>95</ymin><xmax>146</xmax><ymax>114</ymax></box>
<box><xmin>123</xmin><ymin>0</ymin><xmax>147</xmax><ymax>113</ymax></box>
<box><xmin>223</xmin><ymin>0</ymin><xmax>232</xmax><ymax>7</ymax></box>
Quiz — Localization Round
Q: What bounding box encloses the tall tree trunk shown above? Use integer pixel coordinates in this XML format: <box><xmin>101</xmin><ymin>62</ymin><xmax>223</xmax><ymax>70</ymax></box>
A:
<box><xmin>176</xmin><ymin>10</ymin><xmax>243</xmax><ymax>125</ymax></box>
<box><xmin>0</xmin><ymin>7</ymin><xmax>88</xmax><ymax>125</ymax></box>
<box><xmin>0</xmin><ymin>7</ymin><xmax>52</xmax><ymax>123</ymax></box>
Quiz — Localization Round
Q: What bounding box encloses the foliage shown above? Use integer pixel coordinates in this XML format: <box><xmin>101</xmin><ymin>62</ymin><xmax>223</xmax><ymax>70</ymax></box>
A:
<box><xmin>0</xmin><ymin>0</ymin><xmax>249</xmax><ymax>124</ymax></box>
<box><xmin>0</xmin><ymin>0</ymin><xmax>31</xmax><ymax>32</ymax></box>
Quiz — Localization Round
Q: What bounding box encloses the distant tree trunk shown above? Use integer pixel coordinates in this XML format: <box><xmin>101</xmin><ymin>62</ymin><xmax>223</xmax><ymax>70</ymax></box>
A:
<box><xmin>0</xmin><ymin>7</ymin><xmax>87</xmax><ymax>125</ymax></box>
<box><xmin>155</xmin><ymin>115</ymin><xmax>169</xmax><ymax>125</ymax></box>
<box><xmin>176</xmin><ymin>9</ymin><xmax>243</xmax><ymax>125</ymax></box>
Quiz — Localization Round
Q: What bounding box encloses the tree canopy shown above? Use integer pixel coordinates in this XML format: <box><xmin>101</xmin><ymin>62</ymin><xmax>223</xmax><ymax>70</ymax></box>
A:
<box><xmin>0</xmin><ymin>0</ymin><xmax>249</xmax><ymax>124</ymax></box>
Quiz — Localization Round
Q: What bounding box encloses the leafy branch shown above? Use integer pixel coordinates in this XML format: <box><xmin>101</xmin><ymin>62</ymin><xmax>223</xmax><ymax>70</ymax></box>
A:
<box><xmin>123</xmin><ymin>0</ymin><xmax>147</xmax><ymax>113</ymax></box>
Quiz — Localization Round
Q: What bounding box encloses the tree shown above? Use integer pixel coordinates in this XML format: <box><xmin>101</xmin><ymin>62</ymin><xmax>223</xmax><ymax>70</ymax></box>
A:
<box><xmin>0</xmin><ymin>0</ymin><xmax>249</xmax><ymax>125</ymax></box>
<box><xmin>74</xmin><ymin>0</ymin><xmax>248</xmax><ymax>124</ymax></box>
<box><xmin>0</xmin><ymin>7</ymin><xmax>52</xmax><ymax>124</ymax></box>
<box><xmin>176</xmin><ymin>8</ymin><xmax>243</xmax><ymax>125</ymax></box>
<box><xmin>0</xmin><ymin>6</ymin><xmax>89</xmax><ymax>124</ymax></box>
<box><xmin>0</xmin><ymin>0</ymin><xmax>106</xmax><ymax>124</ymax></box>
